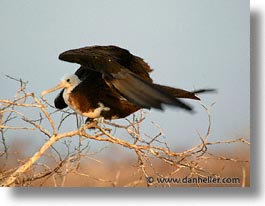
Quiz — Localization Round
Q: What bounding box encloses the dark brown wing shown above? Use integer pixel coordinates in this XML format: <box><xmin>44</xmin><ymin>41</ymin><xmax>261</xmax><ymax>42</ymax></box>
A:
<box><xmin>58</xmin><ymin>45</ymin><xmax>193</xmax><ymax>111</ymax></box>
<box><xmin>59</xmin><ymin>45</ymin><xmax>153</xmax><ymax>81</ymax></box>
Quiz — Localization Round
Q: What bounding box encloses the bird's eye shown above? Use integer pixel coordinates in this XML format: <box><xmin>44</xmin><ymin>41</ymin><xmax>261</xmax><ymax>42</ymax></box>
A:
<box><xmin>66</xmin><ymin>79</ymin><xmax>70</xmax><ymax>83</ymax></box>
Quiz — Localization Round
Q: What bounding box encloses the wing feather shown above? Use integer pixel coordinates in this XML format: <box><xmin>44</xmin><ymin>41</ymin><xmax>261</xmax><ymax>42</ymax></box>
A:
<box><xmin>58</xmin><ymin>45</ymin><xmax>194</xmax><ymax>111</ymax></box>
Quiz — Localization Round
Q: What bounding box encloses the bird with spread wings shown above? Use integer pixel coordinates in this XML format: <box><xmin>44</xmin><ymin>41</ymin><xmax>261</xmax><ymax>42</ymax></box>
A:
<box><xmin>41</xmin><ymin>45</ymin><xmax>213</xmax><ymax>122</ymax></box>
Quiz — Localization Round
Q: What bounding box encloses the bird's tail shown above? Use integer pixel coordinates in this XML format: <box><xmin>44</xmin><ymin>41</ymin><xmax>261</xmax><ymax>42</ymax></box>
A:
<box><xmin>155</xmin><ymin>84</ymin><xmax>215</xmax><ymax>101</ymax></box>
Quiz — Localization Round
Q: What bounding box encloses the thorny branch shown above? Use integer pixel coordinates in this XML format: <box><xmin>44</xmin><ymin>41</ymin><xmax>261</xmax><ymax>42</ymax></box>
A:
<box><xmin>0</xmin><ymin>77</ymin><xmax>250</xmax><ymax>187</ymax></box>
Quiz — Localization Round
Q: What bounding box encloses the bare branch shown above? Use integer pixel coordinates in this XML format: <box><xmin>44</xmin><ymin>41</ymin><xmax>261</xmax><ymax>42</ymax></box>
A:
<box><xmin>0</xmin><ymin>75</ymin><xmax>250</xmax><ymax>187</ymax></box>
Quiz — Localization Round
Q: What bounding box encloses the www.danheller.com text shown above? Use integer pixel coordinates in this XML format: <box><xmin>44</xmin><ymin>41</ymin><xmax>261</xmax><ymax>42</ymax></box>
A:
<box><xmin>146</xmin><ymin>176</ymin><xmax>240</xmax><ymax>185</ymax></box>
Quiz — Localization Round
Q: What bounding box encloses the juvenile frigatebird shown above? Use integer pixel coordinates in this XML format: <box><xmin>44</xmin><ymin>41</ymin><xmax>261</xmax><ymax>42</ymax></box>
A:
<box><xmin>41</xmin><ymin>45</ymin><xmax>212</xmax><ymax>122</ymax></box>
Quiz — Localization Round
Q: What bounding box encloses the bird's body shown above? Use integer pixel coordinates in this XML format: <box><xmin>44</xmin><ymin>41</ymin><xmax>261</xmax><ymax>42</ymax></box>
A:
<box><xmin>41</xmin><ymin>45</ymin><xmax>213</xmax><ymax>122</ymax></box>
<box><xmin>58</xmin><ymin>70</ymin><xmax>139</xmax><ymax>120</ymax></box>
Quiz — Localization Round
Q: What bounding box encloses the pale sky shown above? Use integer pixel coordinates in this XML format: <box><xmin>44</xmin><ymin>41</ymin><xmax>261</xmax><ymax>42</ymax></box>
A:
<box><xmin>0</xmin><ymin>0</ymin><xmax>249</xmax><ymax>151</ymax></box>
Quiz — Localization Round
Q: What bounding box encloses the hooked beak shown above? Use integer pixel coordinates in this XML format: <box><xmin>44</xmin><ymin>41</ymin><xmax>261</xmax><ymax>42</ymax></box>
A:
<box><xmin>41</xmin><ymin>82</ymin><xmax>64</xmax><ymax>98</ymax></box>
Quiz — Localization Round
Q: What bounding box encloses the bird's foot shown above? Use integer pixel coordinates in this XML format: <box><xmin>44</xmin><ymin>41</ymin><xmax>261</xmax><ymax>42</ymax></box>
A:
<box><xmin>95</xmin><ymin>117</ymin><xmax>105</xmax><ymax>124</ymax></box>
<box><xmin>82</xmin><ymin>118</ymin><xmax>97</xmax><ymax>130</ymax></box>
<box><xmin>84</xmin><ymin>117</ymin><xmax>105</xmax><ymax>129</ymax></box>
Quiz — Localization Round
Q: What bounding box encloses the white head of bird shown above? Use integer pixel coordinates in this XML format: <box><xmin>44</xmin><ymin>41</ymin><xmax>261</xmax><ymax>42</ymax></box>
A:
<box><xmin>41</xmin><ymin>74</ymin><xmax>81</xmax><ymax>98</ymax></box>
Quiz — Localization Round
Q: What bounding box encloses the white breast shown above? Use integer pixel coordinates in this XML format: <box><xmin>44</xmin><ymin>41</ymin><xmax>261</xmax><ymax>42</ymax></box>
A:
<box><xmin>83</xmin><ymin>102</ymin><xmax>110</xmax><ymax>118</ymax></box>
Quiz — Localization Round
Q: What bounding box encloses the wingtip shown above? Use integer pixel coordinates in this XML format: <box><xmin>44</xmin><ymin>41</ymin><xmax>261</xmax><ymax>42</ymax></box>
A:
<box><xmin>58</xmin><ymin>51</ymin><xmax>68</xmax><ymax>61</ymax></box>
<box><xmin>58</xmin><ymin>49</ymin><xmax>77</xmax><ymax>62</ymax></box>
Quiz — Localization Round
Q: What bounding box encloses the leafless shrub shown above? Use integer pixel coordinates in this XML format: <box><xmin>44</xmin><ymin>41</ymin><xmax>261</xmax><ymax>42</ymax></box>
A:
<box><xmin>0</xmin><ymin>76</ymin><xmax>250</xmax><ymax>187</ymax></box>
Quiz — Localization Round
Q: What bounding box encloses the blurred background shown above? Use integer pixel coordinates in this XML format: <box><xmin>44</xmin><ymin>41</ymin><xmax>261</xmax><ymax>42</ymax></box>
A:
<box><xmin>0</xmin><ymin>0</ymin><xmax>249</xmax><ymax>181</ymax></box>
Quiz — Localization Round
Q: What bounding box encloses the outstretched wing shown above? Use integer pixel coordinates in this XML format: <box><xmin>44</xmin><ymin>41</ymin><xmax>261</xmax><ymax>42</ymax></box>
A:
<box><xmin>58</xmin><ymin>45</ymin><xmax>193</xmax><ymax>111</ymax></box>
<box><xmin>59</xmin><ymin>45</ymin><xmax>153</xmax><ymax>81</ymax></box>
